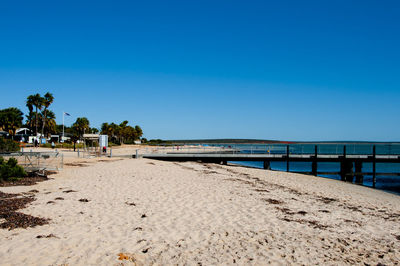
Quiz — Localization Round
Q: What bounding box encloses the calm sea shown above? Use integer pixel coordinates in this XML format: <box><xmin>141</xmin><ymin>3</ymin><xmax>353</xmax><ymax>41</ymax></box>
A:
<box><xmin>206</xmin><ymin>143</ymin><xmax>400</xmax><ymax>194</ymax></box>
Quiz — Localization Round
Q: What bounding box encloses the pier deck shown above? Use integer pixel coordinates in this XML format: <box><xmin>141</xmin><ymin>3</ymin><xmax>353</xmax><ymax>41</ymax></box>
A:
<box><xmin>140</xmin><ymin>145</ymin><xmax>400</xmax><ymax>188</ymax></box>
<box><xmin>142</xmin><ymin>153</ymin><xmax>400</xmax><ymax>163</ymax></box>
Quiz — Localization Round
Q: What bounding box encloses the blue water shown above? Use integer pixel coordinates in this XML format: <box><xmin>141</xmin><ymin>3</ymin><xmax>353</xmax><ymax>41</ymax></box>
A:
<box><xmin>205</xmin><ymin>143</ymin><xmax>400</xmax><ymax>194</ymax></box>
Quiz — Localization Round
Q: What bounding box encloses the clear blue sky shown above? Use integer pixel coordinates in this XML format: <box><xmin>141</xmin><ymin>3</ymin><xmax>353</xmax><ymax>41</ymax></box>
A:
<box><xmin>0</xmin><ymin>0</ymin><xmax>399</xmax><ymax>141</ymax></box>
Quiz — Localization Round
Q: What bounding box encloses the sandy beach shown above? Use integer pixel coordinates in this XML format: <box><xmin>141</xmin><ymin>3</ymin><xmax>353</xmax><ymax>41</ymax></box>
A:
<box><xmin>1</xmin><ymin>149</ymin><xmax>400</xmax><ymax>265</ymax></box>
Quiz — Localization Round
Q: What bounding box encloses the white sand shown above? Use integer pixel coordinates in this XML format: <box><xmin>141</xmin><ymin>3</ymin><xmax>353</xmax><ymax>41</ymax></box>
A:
<box><xmin>1</xmin><ymin>155</ymin><xmax>399</xmax><ymax>265</ymax></box>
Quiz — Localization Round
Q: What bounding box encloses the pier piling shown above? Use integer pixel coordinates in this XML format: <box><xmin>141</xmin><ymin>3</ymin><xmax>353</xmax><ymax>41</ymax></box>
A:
<box><xmin>340</xmin><ymin>146</ymin><xmax>354</xmax><ymax>182</ymax></box>
<box><xmin>286</xmin><ymin>145</ymin><xmax>289</xmax><ymax>172</ymax></box>
<box><xmin>340</xmin><ymin>161</ymin><xmax>354</xmax><ymax>182</ymax></box>
<box><xmin>355</xmin><ymin>161</ymin><xmax>363</xmax><ymax>184</ymax></box>
<box><xmin>340</xmin><ymin>146</ymin><xmax>346</xmax><ymax>181</ymax></box>
<box><xmin>373</xmin><ymin>145</ymin><xmax>376</xmax><ymax>188</ymax></box>
<box><xmin>312</xmin><ymin>145</ymin><xmax>318</xmax><ymax>176</ymax></box>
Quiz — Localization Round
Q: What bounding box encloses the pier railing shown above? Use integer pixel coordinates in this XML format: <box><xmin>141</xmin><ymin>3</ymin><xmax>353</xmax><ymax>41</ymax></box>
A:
<box><xmin>139</xmin><ymin>143</ymin><xmax>400</xmax><ymax>156</ymax></box>
<box><xmin>140</xmin><ymin>144</ymin><xmax>400</xmax><ymax>189</ymax></box>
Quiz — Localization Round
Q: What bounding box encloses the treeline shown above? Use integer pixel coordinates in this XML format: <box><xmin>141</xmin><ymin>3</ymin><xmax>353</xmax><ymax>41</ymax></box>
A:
<box><xmin>0</xmin><ymin>92</ymin><xmax>56</xmax><ymax>139</ymax></box>
<box><xmin>62</xmin><ymin>119</ymin><xmax>144</xmax><ymax>144</ymax></box>
<box><xmin>0</xmin><ymin>92</ymin><xmax>145</xmax><ymax>145</ymax></box>
<box><xmin>101</xmin><ymin>121</ymin><xmax>142</xmax><ymax>144</ymax></box>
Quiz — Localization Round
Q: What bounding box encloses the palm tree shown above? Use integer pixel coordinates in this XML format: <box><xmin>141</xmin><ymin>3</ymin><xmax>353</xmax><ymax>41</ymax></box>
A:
<box><xmin>110</xmin><ymin>123</ymin><xmax>120</xmax><ymax>143</ymax></box>
<box><xmin>0</xmin><ymin>108</ymin><xmax>24</xmax><ymax>138</ymax></box>
<box><xmin>134</xmin><ymin>125</ymin><xmax>143</xmax><ymax>140</ymax></box>
<box><xmin>72</xmin><ymin>117</ymin><xmax>90</xmax><ymax>140</ymax></box>
<box><xmin>101</xmin><ymin>123</ymin><xmax>110</xmax><ymax>135</ymax></box>
<box><xmin>119</xmin><ymin>120</ymin><xmax>129</xmax><ymax>143</ymax></box>
<box><xmin>40</xmin><ymin>110</ymin><xmax>56</xmax><ymax>137</ymax></box>
<box><xmin>90</xmin><ymin>128</ymin><xmax>99</xmax><ymax>134</ymax></box>
<box><xmin>26</xmin><ymin>94</ymin><xmax>44</xmax><ymax>136</ymax></box>
<box><xmin>25</xmin><ymin>112</ymin><xmax>35</xmax><ymax>130</ymax></box>
<box><xmin>101</xmin><ymin>122</ymin><xmax>119</xmax><ymax>142</ymax></box>
<box><xmin>40</xmin><ymin>92</ymin><xmax>54</xmax><ymax>140</ymax></box>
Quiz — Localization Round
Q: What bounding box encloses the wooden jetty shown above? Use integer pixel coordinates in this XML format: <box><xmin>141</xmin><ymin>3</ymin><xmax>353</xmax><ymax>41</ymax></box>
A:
<box><xmin>141</xmin><ymin>145</ymin><xmax>400</xmax><ymax>188</ymax></box>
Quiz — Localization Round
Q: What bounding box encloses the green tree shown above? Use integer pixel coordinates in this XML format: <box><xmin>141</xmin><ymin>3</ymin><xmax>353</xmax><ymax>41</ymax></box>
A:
<box><xmin>134</xmin><ymin>125</ymin><xmax>143</xmax><ymax>140</ymax></box>
<box><xmin>40</xmin><ymin>92</ymin><xmax>54</xmax><ymax>140</ymax></box>
<box><xmin>101</xmin><ymin>121</ymin><xmax>143</xmax><ymax>144</ymax></box>
<box><xmin>90</xmin><ymin>127</ymin><xmax>99</xmax><ymax>134</ymax></box>
<box><xmin>0</xmin><ymin>157</ymin><xmax>27</xmax><ymax>181</ymax></box>
<box><xmin>26</xmin><ymin>93</ymin><xmax>44</xmax><ymax>136</ymax></box>
<box><xmin>0</xmin><ymin>108</ymin><xmax>24</xmax><ymax>138</ymax></box>
<box><xmin>101</xmin><ymin>122</ymin><xmax>112</xmax><ymax>137</ymax></box>
<box><xmin>24</xmin><ymin>112</ymin><xmax>35</xmax><ymax>131</ymax></box>
<box><xmin>72</xmin><ymin>117</ymin><xmax>90</xmax><ymax>140</ymax></box>
<box><xmin>101</xmin><ymin>122</ymin><xmax>120</xmax><ymax>142</ymax></box>
<box><xmin>40</xmin><ymin>110</ymin><xmax>57</xmax><ymax>137</ymax></box>
<box><xmin>0</xmin><ymin>138</ymin><xmax>20</xmax><ymax>152</ymax></box>
<box><xmin>118</xmin><ymin>120</ymin><xmax>129</xmax><ymax>143</ymax></box>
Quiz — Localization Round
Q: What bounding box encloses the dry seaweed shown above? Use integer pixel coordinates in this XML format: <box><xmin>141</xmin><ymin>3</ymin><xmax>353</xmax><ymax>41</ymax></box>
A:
<box><xmin>64</xmin><ymin>163</ymin><xmax>88</xmax><ymax>167</ymax></box>
<box><xmin>0</xmin><ymin>170</ymin><xmax>56</xmax><ymax>187</ymax></box>
<box><xmin>263</xmin><ymin>198</ymin><xmax>284</xmax><ymax>205</ymax></box>
<box><xmin>63</xmin><ymin>190</ymin><xmax>77</xmax><ymax>193</ymax></box>
<box><xmin>0</xmin><ymin>212</ymin><xmax>49</xmax><ymax>230</ymax></box>
<box><xmin>0</xmin><ymin>176</ymin><xmax>48</xmax><ymax>187</ymax></box>
<box><xmin>36</xmin><ymin>234</ymin><xmax>57</xmax><ymax>239</ymax></box>
<box><xmin>254</xmin><ymin>189</ymin><xmax>269</xmax><ymax>193</ymax></box>
<box><xmin>0</xmin><ymin>191</ymin><xmax>19</xmax><ymax>199</ymax></box>
<box><xmin>281</xmin><ymin>217</ymin><xmax>329</xmax><ymax>229</ymax></box>
<box><xmin>317</xmin><ymin>196</ymin><xmax>337</xmax><ymax>204</ymax></box>
<box><xmin>79</xmin><ymin>198</ymin><xmax>89</xmax><ymax>202</ymax></box>
<box><xmin>0</xmin><ymin>192</ymin><xmax>49</xmax><ymax>230</ymax></box>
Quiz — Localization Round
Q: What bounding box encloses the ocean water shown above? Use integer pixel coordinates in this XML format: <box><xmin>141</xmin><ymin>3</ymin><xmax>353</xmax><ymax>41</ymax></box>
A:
<box><xmin>206</xmin><ymin>143</ymin><xmax>400</xmax><ymax>194</ymax></box>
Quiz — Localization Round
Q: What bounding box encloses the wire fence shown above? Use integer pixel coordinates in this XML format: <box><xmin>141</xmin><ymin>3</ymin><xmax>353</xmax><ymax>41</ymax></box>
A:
<box><xmin>0</xmin><ymin>152</ymin><xmax>63</xmax><ymax>172</ymax></box>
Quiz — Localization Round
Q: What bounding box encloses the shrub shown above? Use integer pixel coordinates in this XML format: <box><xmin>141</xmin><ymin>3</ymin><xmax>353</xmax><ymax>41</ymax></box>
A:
<box><xmin>0</xmin><ymin>137</ymin><xmax>20</xmax><ymax>153</ymax></box>
<box><xmin>7</xmin><ymin>158</ymin><xmax>18</xmax><ymax>167</ymax></box>
<box><xmin>40</xmin><ymin>142</ymin><xmax>84</xmax><ymax>149</ymax></box>
<box><xmin>0</xmin><ymin>156</ymin><xmax>27</xmax><ymax>181</ymax></box>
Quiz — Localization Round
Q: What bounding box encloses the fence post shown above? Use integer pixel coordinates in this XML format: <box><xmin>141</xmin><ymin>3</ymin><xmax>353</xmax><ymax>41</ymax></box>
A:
<box><xmin>136</xmin><ymin>149</ymin><xmax>139</xmax><ymax>159</ymax></box>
